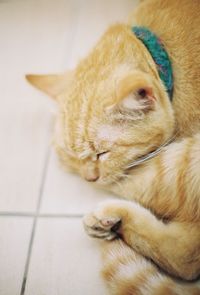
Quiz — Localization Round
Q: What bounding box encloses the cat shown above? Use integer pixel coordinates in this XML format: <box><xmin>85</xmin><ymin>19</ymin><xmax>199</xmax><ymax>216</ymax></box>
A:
<box><xmin>26</xmin><ymin>0</ymin><xmax>200</xmax><ymax>294</ymax></box>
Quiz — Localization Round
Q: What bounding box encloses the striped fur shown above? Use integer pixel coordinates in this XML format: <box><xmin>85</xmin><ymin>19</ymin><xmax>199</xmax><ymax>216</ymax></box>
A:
<box><xmin>101</xmin><ymin>240</ymin><xmax>200</xmax><ymax>295</ymax></box>
<box><xmin>26</xmin><ymin>0</ymin><xmax>200</xmax><ymax>293</ymax></box>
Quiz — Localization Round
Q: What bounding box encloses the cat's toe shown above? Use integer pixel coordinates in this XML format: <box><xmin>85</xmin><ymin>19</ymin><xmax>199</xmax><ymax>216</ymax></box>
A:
<box><xmin>83</xmin><ymin>213</ymin><xmax>121</xmax><ymax>240</ymax></box>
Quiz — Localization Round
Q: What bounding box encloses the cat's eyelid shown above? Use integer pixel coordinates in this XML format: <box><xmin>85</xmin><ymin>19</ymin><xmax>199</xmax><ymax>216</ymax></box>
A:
<box><xmin>97</xmin><ymin>151</ymin><xmax>107</xmax><ymax>158</ymax></box>
<box><xmin>97</xmin><ymin>151</ymin><xmax>110</xmax><ymax>161</ymax></box>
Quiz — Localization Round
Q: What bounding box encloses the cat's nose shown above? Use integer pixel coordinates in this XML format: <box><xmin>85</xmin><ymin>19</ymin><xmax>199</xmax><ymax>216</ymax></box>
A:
<box><xmin>85</xmin><ymin>174</ymin><xmax>99</xmax><ymax>182</ymax></box>
<box><xmin>82</xmin><ymin>166</ymin><xmax>99</xmax><ymax>182</ymax></box>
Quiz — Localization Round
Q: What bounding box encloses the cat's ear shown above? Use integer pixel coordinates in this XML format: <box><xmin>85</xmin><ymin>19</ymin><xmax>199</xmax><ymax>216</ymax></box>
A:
<box><xmin>119</xmin><ymin>86</ymin><xmax>155</xmax><ymax>112</ymax></box>
<box><xmin>109</xmin><ymin>73</ymin><xmax>156</xmax><ymax>120</ymax></box>
<box><xmin>25</xmin><ymin>71</ymin><xmax>73</xmax><ymax>100</ymax></box>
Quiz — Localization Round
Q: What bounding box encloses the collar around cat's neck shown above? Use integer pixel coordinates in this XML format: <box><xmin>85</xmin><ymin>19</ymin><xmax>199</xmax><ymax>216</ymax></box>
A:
<box><xmin>132</xmin><ymin>26</ymin><xmax>173</xmax><ymax>101</ymax></box>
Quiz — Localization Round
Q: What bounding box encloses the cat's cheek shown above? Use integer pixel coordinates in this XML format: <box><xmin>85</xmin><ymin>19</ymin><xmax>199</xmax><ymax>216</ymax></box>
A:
<box><xmin>97</xmin><ymin>167</ymin><xmax>120</xmax><ymax>186</ymax></box>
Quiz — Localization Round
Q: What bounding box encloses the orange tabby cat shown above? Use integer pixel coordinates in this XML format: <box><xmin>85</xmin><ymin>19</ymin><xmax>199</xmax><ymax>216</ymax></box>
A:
<box><xmin>26</xmin><ymin>0</ymin><xmax>200</xmax><ymax>293</ymax></box>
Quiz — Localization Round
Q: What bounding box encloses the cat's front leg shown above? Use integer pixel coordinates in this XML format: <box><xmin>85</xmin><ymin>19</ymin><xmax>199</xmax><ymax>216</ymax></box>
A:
<box><xmin>83</xmin><ymin>199</ymin><xmax>200</xmax><ymax>281</ymax></box>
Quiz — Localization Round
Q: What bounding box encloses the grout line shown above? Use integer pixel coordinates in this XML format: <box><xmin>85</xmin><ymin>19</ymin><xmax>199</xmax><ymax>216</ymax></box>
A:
<box><xmin>61</xmin><ymin>0</ymin><xmax>83</xmax><ymax>67</ymax></box>
<box><xmin>40</xmin><ymin>213</ymin><xmax>84</xmax><ymax>218</ymax></box>
<box><xmin>20</xmin><ymin>1</ymin><xmax>83</xmax><ymax>293</ymax></box>
<box><xmin>0</xmin><ymin>212</ymin><xmax>84</xmax><ymax>218</ymax></box>
<box><xmin>0</xmin><ymin>212</ymin><xmax>34</xmax><ymax>217</ymax></box>
<box><xmin>20</xmin><ymin>146</ymin><xmax>51</xmax><ymax>295</ymax></box>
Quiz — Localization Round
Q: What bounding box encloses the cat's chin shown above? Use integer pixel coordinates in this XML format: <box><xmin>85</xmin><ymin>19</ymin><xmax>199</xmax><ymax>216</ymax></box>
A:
<box><xmin>92</xmin><ymin>178</ymin><xmax>112</xmax><ymax>187</ymax></box>
<box><xmin>93</xmin><ymin>174</ymin><xmax>125</xmax><ymax>188</ymax></box>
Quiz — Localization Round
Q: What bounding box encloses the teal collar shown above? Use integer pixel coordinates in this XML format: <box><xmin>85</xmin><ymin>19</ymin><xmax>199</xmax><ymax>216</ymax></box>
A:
<box><xmin>132</xmin><ymin>26</ymin><xmax>173</xmax><ymax>101</ymax></box>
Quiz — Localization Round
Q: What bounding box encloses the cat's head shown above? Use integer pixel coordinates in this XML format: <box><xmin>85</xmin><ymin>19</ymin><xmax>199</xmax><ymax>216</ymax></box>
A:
<box><xmin>26</xmin><ymin>24</ymin><xmax>175</xmax><ymax>186</ymax></box>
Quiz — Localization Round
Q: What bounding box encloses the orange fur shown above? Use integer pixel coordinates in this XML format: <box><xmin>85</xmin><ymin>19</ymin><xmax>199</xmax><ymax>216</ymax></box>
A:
<box><xmin>26</xmin><ymin>0</ymin><xmax>200</xmax><ymax>293</ymax></box>
<box><xmin>101</xmin><ymin>240</ymin><xmax>200</xmax><ymax>295</ymax></box>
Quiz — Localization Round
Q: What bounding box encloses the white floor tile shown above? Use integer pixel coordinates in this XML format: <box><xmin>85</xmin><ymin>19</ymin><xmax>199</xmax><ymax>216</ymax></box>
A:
<box><xmin>40</xmin><ymin>149</ymin><xmax>117</xmax><ymax>215</ymax></box>
<box><xmin>25</xmin><ymin>218</ymin><xmax>107</xmax><ymax>295</ymax></box>
<box><xmin>0</xmin><ymin>102</ymin><xmax>52</xmax><ymax>212</ymax></box>
<box><xmin>0</xmin><ymin>0</ymin><xmax>78</xmax><ymax>212</ymax></box>
<box><xmin>66</xmin><ymin>0</ymin><xmax>139</xmax><ymax>67</ymax></box>
<box><xmin>0</xmin><ymin>217</ymin><xmax>33</xmax><ymax>295</ymax></box>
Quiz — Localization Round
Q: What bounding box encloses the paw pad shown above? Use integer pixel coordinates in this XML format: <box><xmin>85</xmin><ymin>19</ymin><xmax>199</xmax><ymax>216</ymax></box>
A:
<box><xmin>100</xmin><ymin>217</ymin><xmax>120</xmax><ymax>227</ymax></box>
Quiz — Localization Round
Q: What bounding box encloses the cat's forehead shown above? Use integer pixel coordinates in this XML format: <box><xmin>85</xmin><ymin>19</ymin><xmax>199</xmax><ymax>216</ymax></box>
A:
<box><xmin>61</xmin><ymin>25</ymin><xmax>146</xmax><ymax>152</ymax></box>
<box><xmin>75</xmin><ymin>62</ymin><xmax>136</xmax><ymax>89</ymax></box>
<box><xmin>69</xmin><ymin>63</ymin><xmax>136</xmax><ymax>110</ymax></box>
<box><xmin>73</xmin><ymin>27</ymin><xmax>140</xmax><ymax>91</ymax></box>
<box><xmin>97</xmin><ymin>124</ymin><xmax>124</xmax><ymax>142</ymax></box>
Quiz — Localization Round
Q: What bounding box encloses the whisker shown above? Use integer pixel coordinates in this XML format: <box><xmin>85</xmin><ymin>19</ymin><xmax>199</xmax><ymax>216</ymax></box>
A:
<box><xmin>126</xmin><ymin>132</ymin><xmax>177</xmax><ymax>169</ymax></box>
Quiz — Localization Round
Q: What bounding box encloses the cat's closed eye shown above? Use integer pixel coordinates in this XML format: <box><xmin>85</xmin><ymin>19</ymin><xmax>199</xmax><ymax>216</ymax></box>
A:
<box><xmin>97</xmin><ymin>151</ymin><xmax>110</xmax><ymax>161</ymax></box>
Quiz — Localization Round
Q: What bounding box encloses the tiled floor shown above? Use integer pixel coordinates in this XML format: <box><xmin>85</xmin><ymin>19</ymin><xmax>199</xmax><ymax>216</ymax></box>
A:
<box><xmin>0</xmin><ymin>0</ymin><xmax>138</xmax><ymax>294</ymax></box>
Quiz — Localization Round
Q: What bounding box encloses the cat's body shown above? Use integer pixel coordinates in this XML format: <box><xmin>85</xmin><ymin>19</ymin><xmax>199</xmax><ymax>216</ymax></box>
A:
<box><xmin>26</xmin><ymin>0</ymin><xmax>200</xmax><ymax>294</ymax></box>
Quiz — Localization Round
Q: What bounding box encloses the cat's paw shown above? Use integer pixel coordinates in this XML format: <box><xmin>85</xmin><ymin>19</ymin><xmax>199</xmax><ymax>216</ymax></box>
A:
<box><xmin>83</xmin><ymin>200</ymin><xmax>127</xmax><ymax>240</ymax></box>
